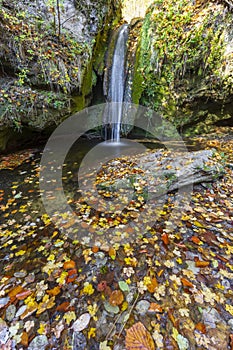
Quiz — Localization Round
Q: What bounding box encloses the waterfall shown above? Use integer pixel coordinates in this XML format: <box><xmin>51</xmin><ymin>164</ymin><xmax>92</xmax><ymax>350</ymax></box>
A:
<box><xmin>104</xmin><ymin>24</ymin><xmax>129</xmax><ymax>142</ymax></box>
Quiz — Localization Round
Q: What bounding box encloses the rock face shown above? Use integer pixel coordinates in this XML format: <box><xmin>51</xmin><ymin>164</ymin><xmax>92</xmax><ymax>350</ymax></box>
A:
<box><xmin>132</xmin><ymin>0</ymin><xmax>233</xmax><ymax>135</ymax></box>
<box><xmin>0</xmin><ymin>0</ymin><xmax>121</xmax><ymax>150</ymax></box>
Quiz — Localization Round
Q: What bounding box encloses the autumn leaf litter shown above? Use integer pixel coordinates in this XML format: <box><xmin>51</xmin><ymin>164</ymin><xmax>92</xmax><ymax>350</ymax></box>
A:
<box><xmin>0</xmin><ymin>132</ymin><xmax>233</xmax><ymax>349</ymax></box>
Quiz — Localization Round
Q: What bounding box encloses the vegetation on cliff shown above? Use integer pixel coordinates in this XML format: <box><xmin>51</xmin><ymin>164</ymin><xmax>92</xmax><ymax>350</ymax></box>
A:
<box><xmin>132</xmin><ymin>0</ymin><xmax>233</xmax><ymax>134</ymax></box>
<box><xmin>0</xmin><ymin>0</ymin><xmax>121</xmax><ymax>135</ymax></box>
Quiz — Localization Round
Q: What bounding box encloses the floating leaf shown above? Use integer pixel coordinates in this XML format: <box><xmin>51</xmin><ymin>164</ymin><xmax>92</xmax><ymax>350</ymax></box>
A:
<box><xmin>125</xmin><ymin>322</ymin><xmax>155</xmax><ymax>350</ymax></box>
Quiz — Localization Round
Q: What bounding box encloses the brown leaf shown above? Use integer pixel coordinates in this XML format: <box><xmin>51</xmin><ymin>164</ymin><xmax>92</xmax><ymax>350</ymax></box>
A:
<box><xmin>230</xmin><ymin>334</ymin><xmax>233</xmax><ymax>350</ymax></box>
<box><xmin>56</xmin><ymin>301</ymin><xmax>70</xmax><ymax>312</ymax></box>
<box><xmin>97</xmin><ymin>281</ymin><xmax>107</xmax><ymax>292</ymax></box>
<box><xmin>195</xmin><ymin>260</ymin><xmax>210</xmax><ymax>268</ymax></box>
<box><xmin>20</xmin><ymin>331</ymin><xmax>29</xmax><ymax>347</ymax></box>
<box><xmin>8</xmin><ymin>286</ymin><xmax>24</xmax><ymax>298</ymax></box>
<box><xmin>109</xmin><ymin>290</ymin><xmax>124</xmax><ymax>306</ymax></box>
<box><xmin>125</xmin><ymin>322</ymin><xmax>155</xmax><ymax>350</ymax></box>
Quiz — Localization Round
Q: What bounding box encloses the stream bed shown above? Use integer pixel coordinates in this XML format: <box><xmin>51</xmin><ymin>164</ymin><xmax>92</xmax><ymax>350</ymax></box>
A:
<box><xmin>0</xmin><ymin>131</ymin><xmax>232</xmax><ymax>349</ymax></box>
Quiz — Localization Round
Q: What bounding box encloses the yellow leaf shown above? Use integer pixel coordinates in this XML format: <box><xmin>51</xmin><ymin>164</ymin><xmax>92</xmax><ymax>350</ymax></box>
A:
<box><xmin>37</xmin><ymin>323</ymin><xmax>46</xmax><ymax>335</ymax></box>
<box><xmin>15</xmin><ymin>250</ymin><xmax>26</xmax><ymax>256</ymax></box>
<box><xmin>63</xmin><ymin>311</ymin><xmax>76</xmax><ymax>325</ymax></box>
<box><xmin>88</xmin><ymin>327</ymin><xmax>96</xmax><ymax>339</ymax></box>
<box><xmin>126</xmin><ymin>322</ymin><xmax>155</xmax><ymax>350</ymax></box>
<box><xmin>226</xmin><ymin>304</ymin><xmax>233</xmax><ymax>316</ymax></box>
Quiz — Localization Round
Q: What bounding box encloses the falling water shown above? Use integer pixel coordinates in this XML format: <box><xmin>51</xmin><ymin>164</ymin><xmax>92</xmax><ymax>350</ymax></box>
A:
<box><xmin>104</xmin><ymin>24</ymin><xmax>129</xmax><ymax>142</ymax></box>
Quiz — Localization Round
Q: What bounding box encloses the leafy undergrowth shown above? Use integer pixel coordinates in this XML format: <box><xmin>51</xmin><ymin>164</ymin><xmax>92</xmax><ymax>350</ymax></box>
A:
<box><xmin>0</xmin><ymin>132</ymin><xmax>233</xmax><ymax>349</ymax></box>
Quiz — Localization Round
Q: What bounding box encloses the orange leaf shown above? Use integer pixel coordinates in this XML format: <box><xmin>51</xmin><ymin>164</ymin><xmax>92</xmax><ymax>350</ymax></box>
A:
<box><xmin>125</xmin><ymin>322</ymin><xmax>155</xmax><ymax>350</ymax></box>
<box><xmin>181</xmin><ymin>278</ymin><xmax>194</xmax><ymax>288</ymax></box>
<box><xmin>148</xmin><ymin>303</ymin><xmax>163</xmax><ymax>313</ymax></box>
<box><xmin>168</xmin><ymin>309</ymin><xmax>178</xmax><ymax>327</ymax></box>
<box><xmin>92</xmin><ymin>246</ymin><xmax>99</xmax><ymax>253</ymax></box>
<box><xmin>162</xmin><ymin>233</ymin><xmax>169</xmax><ymax>245</ymax></box>
<box><xmin>109</xmin><ymin>247</ymin><xmax>116</xmax><ymax>259</ymax></box>
<box><xmin>47</xmin><ymin>286</ymin><xmax>61</xmax><ymax>296</ymax></box>
<box><xmin>63</xmin><ymin>260</ymin><xmax>76</xmax><ymax>270</ymax></box>
<box><xmin>158</xmin><ymin>269</ymin><xmax>164</xmax><ymax>277</ymax></box>
<box><xmin>195</xmin><ymin>261</ymin><xmax>210</xmax><ymax>268</ymax></box>
<box><xmin>191</xmin><ymin>236</ymin><xmax>201</xmax><ymax>244</ymax></box>
<box><xmin>109</xmin><ymin>290</ymin><xmax>124</xmax><ymax>306</ymax></box>
<box><xmin>8</xmin><ymin>285</ymin><xmax>24</xmax><ymax>298</ymax></box>
<box><xmin>147</xmin><ymin>277</ymin><xmax>158</xmax><ymax>293</ymax></box>
<box><xmin>195</xmin><ymin>322</ymin><xmax>206</xmax><ymax>334</ymax></box>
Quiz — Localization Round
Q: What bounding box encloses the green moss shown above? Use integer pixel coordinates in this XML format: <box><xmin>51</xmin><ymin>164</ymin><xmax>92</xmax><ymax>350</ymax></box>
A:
<box><xmin>131</xmin><ymin>39</ymin><xmax>144</xmax><ymax>104</ymax></box>
<box><xmin>134</xmin><ymin>0</ymin><xmax>227</xmax><ymax>127</ymax></box>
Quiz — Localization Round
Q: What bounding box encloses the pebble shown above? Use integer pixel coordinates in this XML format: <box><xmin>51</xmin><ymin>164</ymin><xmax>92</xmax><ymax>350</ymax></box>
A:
<box><xmin>221</xmin><ymin>279</ymin><xmax>231</xmax><ymax>289</ymax></box>
<box><xmin>0</xmin><ymin>297</ymin><xmax>10</xmax><ymax>308</ymax></box>
<box><xmin>126</xmin><ymin>291</ymin><xmax>135</xmax><ymax>304</ymax></box>
<box><xmin>28</xmin><ymin>335</ymin><xmax>48</xmax><ymax>350</ymax></box>
<box><xmin>135</xmin><ymin>300</ymin><xmax>150</xmax><ymax>315</ymax></box>
<box><xmin>15</xmin><ymin>305</ymin><xmax>27</xmax><ymax>318</ymax></box>
<box><xmin>14</xmin><ymin>270</ymin><xmax>27</xmax><ymax>278</ymax></box>
<box><xmin>228</xmin><ymin>319</ymin><xmax>233</xmax><ymax>330</ymax></box>
<box><xmin>6</xmin><ymin>304</ymin><xmax>16</xmax><ymax>322</ymax></box>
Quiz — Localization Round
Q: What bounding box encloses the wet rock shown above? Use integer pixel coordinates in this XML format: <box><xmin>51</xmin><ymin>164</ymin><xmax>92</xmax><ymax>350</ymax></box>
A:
<box><xmin>0</xmin><ymin>318</ymin><xmax>9</xmax><ymax>345</ymax></box>
<box><xmin>5</xmin><ymin>304</ymin><xmax>16</xmax><ymax>322</ymax></box>
<box><xmin>15</xmin><ymin>305</ymin><xmax>27</xmax><ymax>318</ymax></box>
<box><xmin>202</xmin><ymin>308</ymin><xmax>223</xmax><ymax>328</ymax></box>
<box><xmin>94</xmin><ymin>252</ymin><xmax>108</xmax><ymax>267</ymax></box>
<box><xmin>135</xmin><ymin>300</ymin><xmax>150</xmax><ymax>315</ymax></box>
<box><xmin>28</xmin><ymin>335</ymin><xmax>48</xmax><ymax>350</ymax></box>
<box><xmin>72</xmin><ymin>331</ymin><xmax>86</xmax><ymax>350</ymax></box>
